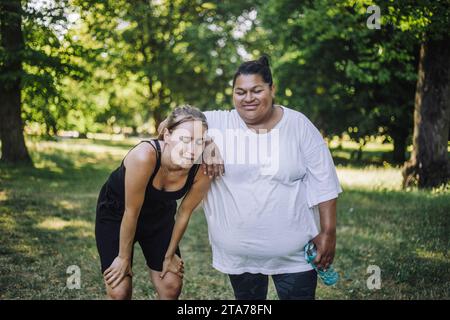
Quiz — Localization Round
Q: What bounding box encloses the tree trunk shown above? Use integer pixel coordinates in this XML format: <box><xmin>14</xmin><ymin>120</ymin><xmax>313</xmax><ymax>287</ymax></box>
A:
<box><xmin>402</xmin><ymin>37</ymin><xmax>450</xmax><ymax>188</ymax></box>
<box><xmin>0</xmin><ymin>0</ymin><xmax>31</xmax><ymax>164</ymax></box>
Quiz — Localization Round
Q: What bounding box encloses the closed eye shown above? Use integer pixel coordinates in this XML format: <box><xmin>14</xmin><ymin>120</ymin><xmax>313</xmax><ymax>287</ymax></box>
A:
<box><xmin>179</xmin><ymin>136</ymin><xmax>191</xmax><ymax>143</ymax></box>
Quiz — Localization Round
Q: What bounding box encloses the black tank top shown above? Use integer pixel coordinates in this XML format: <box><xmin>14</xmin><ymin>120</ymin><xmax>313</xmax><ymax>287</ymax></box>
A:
<box><xmin>101</xmin><ymin>139</ymin><xmax>200</xmax><ymax>218</ymax></box>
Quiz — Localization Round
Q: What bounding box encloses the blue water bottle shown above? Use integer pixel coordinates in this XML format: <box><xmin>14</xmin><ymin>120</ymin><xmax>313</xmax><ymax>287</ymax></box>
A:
<box><xmin>304</xmin><ymin>241</ymin><xmax>339</xmax><ymax>286</ymax></box>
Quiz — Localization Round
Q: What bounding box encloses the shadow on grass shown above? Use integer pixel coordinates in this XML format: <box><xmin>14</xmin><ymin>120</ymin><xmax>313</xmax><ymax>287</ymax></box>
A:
<box><xmin>88</xmin><ymin>138</ymin><xmax>141</xmax><ymax>149</ymax></box>
<box><xmin>0</xmin><ymin>145</ymin><xmax>117</xmax><ymax>298</ymax></box>
<box><xmin>1</xmin><ymin>139</ymin><xmax>449</xmax><ymax>299</ymax></box>
<box><xmin>330</xmin><ymin>147</ymin><xmax>405</xmax><ymax>168</ymax></box>
<box><xmin>1</xmin><ymin>147</ymin><xmax>118</xmax><ymax>187</ymax></box>
<box><xmin>0</xmin><ymin>193</ymin><xmax>100</xmax><ymax>297</ymax></box>
<box><xmin>331</xmin><ymin>187</ymin><xmax>450</xmax><ymax>299</ymax></box>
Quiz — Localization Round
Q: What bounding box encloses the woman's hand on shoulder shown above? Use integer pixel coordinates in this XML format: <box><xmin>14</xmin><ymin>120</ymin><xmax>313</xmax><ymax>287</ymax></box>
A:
<box><xmin>201</xmin><ymin>138</ymin><xmax>224</xmax><ymax>179</ymax></box>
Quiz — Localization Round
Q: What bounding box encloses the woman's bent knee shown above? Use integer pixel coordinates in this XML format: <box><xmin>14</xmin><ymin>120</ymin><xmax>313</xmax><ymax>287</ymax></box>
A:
<box><xmin>106</xmin><ymin>276</ymin><xmax>132</xmax><ymax>300</ymax></box>
<box><xmin>153</xmin><ymin>272</ymin><xmax>182</xmax><ymax>300</ymax></box>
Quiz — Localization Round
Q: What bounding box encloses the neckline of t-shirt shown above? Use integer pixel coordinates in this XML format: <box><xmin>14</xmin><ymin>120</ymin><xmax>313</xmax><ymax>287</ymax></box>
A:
<box><xmin>235</xmin><ymin>105</ymin><xmax>287</xmax><ymax>136</ymax></box>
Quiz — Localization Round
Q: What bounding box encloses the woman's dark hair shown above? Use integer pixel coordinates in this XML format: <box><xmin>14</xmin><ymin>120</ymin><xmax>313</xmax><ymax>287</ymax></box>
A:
<box><xmin>232</xmin><ymin>55</ymin><xmax>273</xmax><ymax>88</ymax></box>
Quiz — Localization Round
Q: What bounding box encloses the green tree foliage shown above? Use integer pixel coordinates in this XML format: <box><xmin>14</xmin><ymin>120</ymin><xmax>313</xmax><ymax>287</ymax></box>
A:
<box><xmin>21</xmin><ymin>0</ymin><xmax>87</xmax><ymax>136</ymax></box>
<box><xmin>71</xmin><ymin>0</ymin><xmax>257</xmax><ymax>134</ymax></box>
<box><xmin>2</xmin><ymin>0</ymin><xmax>448</xmax><ymax>175</ymax></box>
<box><xmin>255</xmin><ymin>0</ymin><xmax>421</xmax><ymax>162</ymax></box>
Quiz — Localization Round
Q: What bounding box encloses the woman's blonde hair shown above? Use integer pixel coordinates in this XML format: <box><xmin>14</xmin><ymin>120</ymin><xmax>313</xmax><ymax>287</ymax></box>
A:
<box><xmin>157</xmin><ymin>105</ymin><xmax>207</xmax><ymax>140</ymax></box>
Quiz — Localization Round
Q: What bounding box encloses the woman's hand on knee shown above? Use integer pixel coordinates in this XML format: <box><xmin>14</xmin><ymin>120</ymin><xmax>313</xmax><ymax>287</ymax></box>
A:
<box><xmin>160</xmin><ymin>254</ymin><xmax>184</xmax><ymax>279</ymax></box>
<box><xmin>104</xmin><ymin>256</ymin><xmax>133</xmax><ymax>288</ymax></box>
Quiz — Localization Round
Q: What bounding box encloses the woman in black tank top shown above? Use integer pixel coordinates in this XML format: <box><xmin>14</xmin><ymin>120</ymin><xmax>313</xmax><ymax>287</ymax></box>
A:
<box><xmin>95</xmin><ymin>106</ymin><xmax>212</xmax><ymax>300</ymax></box>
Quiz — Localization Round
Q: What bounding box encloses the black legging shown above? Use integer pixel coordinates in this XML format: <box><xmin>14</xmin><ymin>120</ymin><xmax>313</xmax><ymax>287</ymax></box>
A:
<box><xmin>228</xmin><ymin>270</ymin><xmax>317</xmax><ymax>300</ymax></box>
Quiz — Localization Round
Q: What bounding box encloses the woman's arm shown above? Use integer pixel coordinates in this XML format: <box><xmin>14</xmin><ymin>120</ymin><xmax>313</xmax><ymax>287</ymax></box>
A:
<box><xmin>104</xmin><ymin>144</ymin><xmax>155</xmax><ymax>288</ymax></box>
<box><xmin>300</xmin><ymin>116</ymin><xmax>341</xmax><ymax>270</ymax></box>
<box><xmin>160</xmin><ymin>170</ymin><xmax>212</xmax><ymax>279</ymax></box>
<box><xmin>312</xmin><ymin>198</ymin><xmax>337</xmax><ymax>270</ymax></box>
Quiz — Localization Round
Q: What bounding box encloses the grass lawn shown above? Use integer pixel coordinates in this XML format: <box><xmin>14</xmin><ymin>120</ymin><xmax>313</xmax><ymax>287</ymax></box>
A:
<box><xmin>0</xmin><ymin>137</ymin><xmax>449</xmax><ymax>299</ymax></box>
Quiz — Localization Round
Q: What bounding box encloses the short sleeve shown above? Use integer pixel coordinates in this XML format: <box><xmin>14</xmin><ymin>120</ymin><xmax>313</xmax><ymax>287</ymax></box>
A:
<box><xmin>300</xmin><ymin>116</ymin><xmax>342</xmax><ymax>208</ymax></box>
<box><xmin>203</xmin><ymin>110</ymin><xmax>227</xmax><ymax>130</ymax></box>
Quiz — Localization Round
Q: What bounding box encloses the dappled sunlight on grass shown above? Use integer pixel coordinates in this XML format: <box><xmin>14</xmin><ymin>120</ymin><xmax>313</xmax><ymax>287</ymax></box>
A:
<box><xmin>329</xmin><ymin>139</ymin><xmax>394</xmax><ymax>152</ymax></box>
<box><xmin>337</xmin><ymin>166</ymin><xmax>402</xmax><ymax>190</ymax></box>
<box><xmin>1</xmin><ymin>137</ymin><xmax>449</xmax><ymax>299</ymax></box>
<box><xmin>0</xmin><ymin>138</ymin><xmax>133</xmax><ymax>299</ymax></box>
<box><xmin>0</xmin><ymin>214</ymin><xmax>16</xmax><ymax>233</ymax></box>
<box><xmin>27</xmin><ymin>138</ymin><xmax>131</xmax><ymax>176</ymax></box>
<box><xmin>0</xmin><ymin>190</ymin><xmax>8</xmax><ymax>201</ymax></box>
<box><xmin>415</xmin><ymin>249</ymin><xmax>447</xmax><ymax>263</ymax></box>
<box><xmin>31</xmin><ymin>139</ymin><xmax>133</xmax><ymax>159</ymax></box>
<box><xmin>55</xmin><ymin>200</ymin><xmax>81</xmax><ymax>211</ymax></box>
<box><xmin>34</xmin><ymin>159</ymin><xmax>64</xmax><ymax>173</ymax></box>
<box><xmin>36</xmin><ymin>217</ymin><xmax>92</xmax><ymax>231</ymax></box>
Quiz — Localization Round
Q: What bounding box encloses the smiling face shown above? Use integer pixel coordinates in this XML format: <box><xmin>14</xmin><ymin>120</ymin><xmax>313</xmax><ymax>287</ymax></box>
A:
<box><xmin>233</xmin><ymin>74</ymin><xmax>275</xmax><ymax>125</ymax></box>
<box><xmin>164</xmin><ymin>120</ymin><xmax>206</xmax><ymax>168</ymax></box>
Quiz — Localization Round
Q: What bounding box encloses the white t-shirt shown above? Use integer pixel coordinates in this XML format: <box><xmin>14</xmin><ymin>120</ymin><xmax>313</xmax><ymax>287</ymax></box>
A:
<box><xmin>202</xmin><ymin>106</ymin><xmax>342</xmax><ymax>275</ymax></box>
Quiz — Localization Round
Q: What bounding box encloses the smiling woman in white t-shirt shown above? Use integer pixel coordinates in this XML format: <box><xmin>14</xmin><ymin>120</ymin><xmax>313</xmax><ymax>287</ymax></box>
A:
<box><xmin>200</xmin><ymin>56</ymin><xmax>342</xmax><ymax>300</ymax></box>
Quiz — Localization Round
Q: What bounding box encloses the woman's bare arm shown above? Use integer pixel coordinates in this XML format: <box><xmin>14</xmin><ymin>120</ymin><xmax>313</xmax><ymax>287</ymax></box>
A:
<box><xmin>160</xmin><ymin>170</ymin><xmax>211</xmax><ymax>278</ymax></box>
<box><xmin>104</xmin><ymin>143</ymin><xmax>155</xmax><ymax>288</ymax></box>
